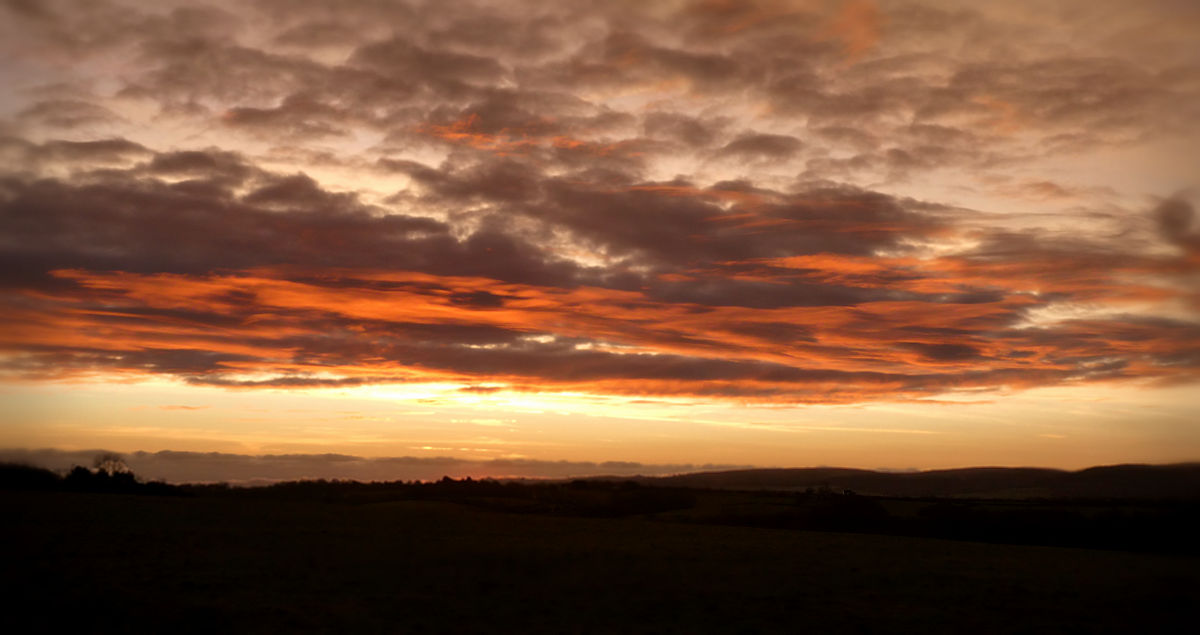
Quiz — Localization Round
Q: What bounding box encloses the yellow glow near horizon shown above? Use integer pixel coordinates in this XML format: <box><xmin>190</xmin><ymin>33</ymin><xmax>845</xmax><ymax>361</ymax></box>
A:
<box><xmin>4</xmin><ymin>374</ymin><xmax>1196</xmax><ymax>471</ymax></box>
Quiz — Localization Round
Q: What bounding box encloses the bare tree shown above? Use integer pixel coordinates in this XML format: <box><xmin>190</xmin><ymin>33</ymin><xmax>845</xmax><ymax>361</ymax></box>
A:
<box><xmin>93</xmin><ymin>452</ymin><xmax>131</xmax><ymax>476</ymax></box>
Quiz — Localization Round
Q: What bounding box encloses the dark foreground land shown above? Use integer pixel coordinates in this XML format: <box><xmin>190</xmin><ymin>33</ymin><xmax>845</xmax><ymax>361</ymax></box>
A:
<box><xmin>4</xmin><ymin>483</ymin><xmax>1198</xmax><ymax>634</ymax></box>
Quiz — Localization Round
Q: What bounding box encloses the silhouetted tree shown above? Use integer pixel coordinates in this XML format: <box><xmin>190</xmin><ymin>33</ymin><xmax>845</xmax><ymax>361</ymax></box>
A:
<box><xmin>93</xmin><ymin>452</ymin><xmax>131</xmax><ymax>476</ymax></box>
<box><xmin>61</xmin><ymin>455</ymin><xmax>138</xmax><ymax>492</ymax></box>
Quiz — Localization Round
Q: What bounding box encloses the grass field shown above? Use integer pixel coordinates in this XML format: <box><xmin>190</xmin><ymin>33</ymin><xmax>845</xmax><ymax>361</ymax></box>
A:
<box><xmin>4</xmin><ymin>490</ymin><xmax>1197</xmax><ymax>633</ymax></box>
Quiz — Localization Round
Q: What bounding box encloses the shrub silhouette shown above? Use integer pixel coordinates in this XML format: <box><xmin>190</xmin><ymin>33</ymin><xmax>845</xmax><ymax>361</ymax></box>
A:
<box><xmin>0</xmin><ymin>463</ymin><xmax>61</xmax><ymax>490</ymax></box>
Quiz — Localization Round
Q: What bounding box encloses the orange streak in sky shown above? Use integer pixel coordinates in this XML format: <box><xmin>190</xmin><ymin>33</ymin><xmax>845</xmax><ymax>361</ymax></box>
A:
<box><xmin>3</xmin><ymin>244</ymin><xmax>1195</xmax><ymax>403</ymax></box>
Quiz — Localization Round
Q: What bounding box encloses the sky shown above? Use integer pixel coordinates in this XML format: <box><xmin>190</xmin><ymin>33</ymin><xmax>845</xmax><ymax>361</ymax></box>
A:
<box><xmin>1</xmin><ymin>0</ymin><xmax>1198</xmax><ymax>481</ymax></box>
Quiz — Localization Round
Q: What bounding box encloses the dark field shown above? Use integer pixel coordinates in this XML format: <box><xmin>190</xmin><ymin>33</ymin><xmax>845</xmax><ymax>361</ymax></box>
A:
<box><xmin>4</xmin><ymin>489</ymin><xmax>1197</xmax><ymax>634</ymax></box>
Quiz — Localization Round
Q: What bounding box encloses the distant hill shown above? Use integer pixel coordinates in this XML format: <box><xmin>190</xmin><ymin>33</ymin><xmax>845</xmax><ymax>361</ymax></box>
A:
<box><xmin>636</xmin><ymin>463</ymin><xmax>1200</xmax><ymax>499</ymax></box>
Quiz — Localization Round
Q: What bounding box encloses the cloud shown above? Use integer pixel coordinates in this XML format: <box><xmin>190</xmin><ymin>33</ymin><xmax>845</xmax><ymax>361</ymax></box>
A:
<box><xmin>1</xmin><ymin>0</ymin><xmax>1197</xmax><ymax>405</ymax></box>
<box><xmin>350</xmin><ymin>38</ymin><xmax>508</xmax><ymax>87</ymax></box>
<box><xmin>17</xmin><ymin>99</ymin><xmax>122</xmax><ymax>129</ymax></box>
<box><xmin>717</xmin><ymin>132</ymin><xmax>804</xmax><ymax>160</ymax></box>
<box><xmin>221</xmin><ymin>95</ymin><xmax>351</xmax><ymax>140</ymax></box>
<box><xmin>1155</xmin><ymin>196</ymin><xmax>1199</xmax><ymax>255</ymax></box>
<box><xmin>825</xmin><ymin>0</ymin><xmax>883</xmax><ymax>63</ymax></box>
<box><xmin>898</xmin><ymin>342</ymin><xmax>983</xmax><ymax>362</ymax></box>
<box><xmin>643</xmin><ymin>111</ymin><xmax>725</xmax><ymax>148</ymax></box>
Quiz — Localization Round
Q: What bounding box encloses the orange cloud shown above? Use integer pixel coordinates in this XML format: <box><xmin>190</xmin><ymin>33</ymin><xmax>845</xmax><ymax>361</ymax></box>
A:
<box><xmin>3</xmin><ymin>248</ymin><xmax>1194</xmax><ymax>404</ymax></box>
<box><xmin>420</xmin><ymin>114</ymin><xmax>647</xmax><ymax>161</ymax></box>
<box><xmin>825</xmin><ymin>0</ymin><xmax>882</xmax><ymax>64</ymax></box>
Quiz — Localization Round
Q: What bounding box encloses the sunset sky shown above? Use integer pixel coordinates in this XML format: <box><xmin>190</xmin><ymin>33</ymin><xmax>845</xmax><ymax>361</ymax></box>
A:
<box><xmin>2</xmin><ymin>0</ymin><xmax>1198</xmax><ymax>481</ymax></box>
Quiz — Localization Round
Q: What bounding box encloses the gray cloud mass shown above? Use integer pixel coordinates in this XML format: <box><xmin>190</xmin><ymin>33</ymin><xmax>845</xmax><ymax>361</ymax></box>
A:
<box><xmin>0</xmin><ymin>0</ymin><xmax>1197</xmax><ymax>402</ymax></box>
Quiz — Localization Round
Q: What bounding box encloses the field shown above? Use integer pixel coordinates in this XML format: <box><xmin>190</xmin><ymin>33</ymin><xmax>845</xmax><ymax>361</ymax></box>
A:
<box><xmin>4</xmin><ymin>489</ymin><xmax>1197</xmax><ymax>633</ymax></box>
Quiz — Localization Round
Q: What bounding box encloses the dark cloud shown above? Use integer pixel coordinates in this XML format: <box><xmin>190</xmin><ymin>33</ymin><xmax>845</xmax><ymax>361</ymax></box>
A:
<box><xmin>126</xmin><ymin>37</ymin><xmax>329</xmax><ymax>109</ymax></box>
<box><xmin>350</xmin><ymin>37</ymin><xmax>508</xmax><ymax>89</ymax></box>
<box><xmin>898</xmin><ymin>342</ymin><xmax>984</xmax><ymax>362</ymax></box>
<box><xmin>721</xmin><ymin>321</ymin><xmax>817</xmax><ymax>344</ymax></box>
<box><xmin>146</xmin><ymin>149</ymin><xmax>256</xmax><ymax>184</ymax></box>
<box><xmin>533</xmin><ymin>179</ymin><xmax>938</xmax><ymax>270</ymax></box>
<box><xmin>718</xmin><ymin>133</ymin><xmax>804</xmax><ymax>160</ymax></box>
<box><xmin>0</xmin><ymin>137</ymin><xmax>151</xmax><ymax>168</ymax></box>
<box><xmin>449</xmin><ymin>290</ymin><xmax>507</xmax><ymax>308</ymax></box>
<box><xmin>642</xmin><ymin>111</ymin><xmax>725</xmax><ymax>147</ymax></box>
<box><xmin>392</xmin><ymin>156</ymin><xmax>544</xmax><ymax>203</ymax></box>
<box><xmin>0</xmin><ymin>146</ymin><xmax>592</xmax><ymax>288</ymax></box>
<box><xmin>929</xmin><ymin>57</ymin><xmax>1192</xmax><ymax>139</ymax></box>
<box><xmin>220</xmin><ymin>94</ymin><xmax>350</xmax><ymax>139</ymax></box>
<box><xmin>16</xmin><ymin>99</ymin><xmax>121</xmax><ymax>129</ymax></box>
<box><xmin>1155</xmin><ymin>197</ymin><xmax>1196</xmax><ymax>244</ymax></box>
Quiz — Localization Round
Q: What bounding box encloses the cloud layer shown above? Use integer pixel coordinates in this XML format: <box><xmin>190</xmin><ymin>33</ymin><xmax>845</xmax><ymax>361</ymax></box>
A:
<box><xmin>1</xmin><ymin>0</ymin><xmax>1197</xmax><ymax>404</ymax></box>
